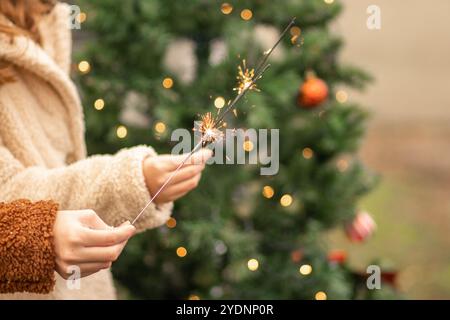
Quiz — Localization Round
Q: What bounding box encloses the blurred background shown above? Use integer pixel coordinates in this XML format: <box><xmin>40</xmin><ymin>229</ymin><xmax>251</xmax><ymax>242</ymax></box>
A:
<box><xmin>329</xmin><ymin>0</ymin><xmax>450</xmax><ymax>299</ymax></box>
<box><xmin>72</xmin><ymin>0</ymin><xmax>450</xmax><ymax>299</ymax></box>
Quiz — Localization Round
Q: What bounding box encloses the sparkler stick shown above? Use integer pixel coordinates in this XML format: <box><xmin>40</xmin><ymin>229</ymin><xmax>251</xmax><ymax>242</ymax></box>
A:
<box><xmin>132</xmin><ymin>141</ymin><xmax>204</xmax><ymax>225</ymax></box>
<box><xmin>131</xmin><ymin>18</ymin><xmax>297</xmax><ymax>225</ymax></box>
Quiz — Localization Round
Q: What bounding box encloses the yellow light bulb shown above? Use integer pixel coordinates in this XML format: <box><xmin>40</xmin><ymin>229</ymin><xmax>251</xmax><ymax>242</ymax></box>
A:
<box><xmin>77</xmin><ymin>12</ymin><xmax>87</xmax><ymax>24</ymax></box>
<box><xmin>262</xmin><ymin>186</ymin><xmax>275</xmax><ymax>199</ymax></box>
<box><xmin>214</xmin><ymin>97</ymin><xmax>226</xmax><ymax>109</ymax></box>
<box><xmin>280</xmin><ymin>194</ymin><xmax>293</xmax><ymax>207</ymax></box>
<box><xmin>240</xmin><ymin>9</ymin><xmax>253</xmax><ymax>21</ymax></box>
<box><xmin>94</xmin><ymin>99</ymin><xmax>105</xmax><ymax>110</ymax></box>
<box><xmin>243</xmin><ymin>140</ymin><xmax>254</xmax><ymax>152</ymax></box>
<box><xmin>302</xmin><ymin>148</ymin><xmax>314</xmax><ymax>159</ymax></box>
<box><xmin>162</xmin><ymin>77</ymin><xmax>174</xmax><ymax>89</ymax></box>
<box><xmin>176</xmin><ymin>247</ymin><xmax>187</xmax><ymax>258</ymax></box>
<box><xmin>166</xmin><ymin>217</ymin><xmax>177</xmax><ymax>229</ymax></box>
<box><xmin>155</xmin><ymin>121</ymin><xmax>167</xmax><ymax>134</ymax></box>
<box><xmin>78</xmin><ymin>61</ymin><xmax>91</xmax><ymax>74</ymax></box>
<box><xmin>315</xmin><ymin>291</ymin><xmax>327</xmax><ymax>300</ymax></box>
<box><xmin>290</xmin><ymin>26</ymin><xmax>302</xmax><ymax>36</ymax></box>
<box><xmin>221</xmin><ymin>3</ymin><xmax>233</xmax><ymax>15</ymax></box>
<box><xmin>116</xmin><ymin>125</ymin><xmax>128</xmax><ymax>139</ymax></box>
<box><xmin>336</xmin><ymin>90</ymin><xmax>348</xmax><ymax>104</ymax></box>
<box><xmin>299</xmin><ymin>264</ymin><xmax>313</xmax><ymax>276</ymax></box>
<box><xmin>247</xmin><ymin>259</ymin><xmax>259</xmax><ymax>271</ymax></box>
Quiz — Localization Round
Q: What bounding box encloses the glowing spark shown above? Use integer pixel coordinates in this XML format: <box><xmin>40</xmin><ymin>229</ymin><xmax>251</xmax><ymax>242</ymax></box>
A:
<box><xmin>131</xmin><ymin>18</ymin><xmax>298</xmax><ymax>226</ymax></box>
<box><xmin>234</xmin><ymin>60</ymin><xmax>260</xmax><ymax>94</ymax></box>
<box><xmin>195</xmin><ymin>112</ymin><xmax>224</xmax><ymax>144</ymax></box>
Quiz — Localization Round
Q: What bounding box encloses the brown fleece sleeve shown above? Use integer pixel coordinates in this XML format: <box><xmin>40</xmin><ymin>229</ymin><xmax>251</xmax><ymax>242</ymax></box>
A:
<box><xmin>0</xmin><ymin>199</ymin><xmax>58</xmax><ymax>294</ymax></box>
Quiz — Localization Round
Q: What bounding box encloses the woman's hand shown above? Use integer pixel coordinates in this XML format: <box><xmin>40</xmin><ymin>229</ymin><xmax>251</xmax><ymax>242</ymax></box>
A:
<box><xmin>53</xmin><ymin>210</ymin><xmax>136</xmax><ymax>279</ymax></box>
<box><xmin>143</xmin><ymin>149</ymin><xmax>212</xmax><ymax>205</ymax></box>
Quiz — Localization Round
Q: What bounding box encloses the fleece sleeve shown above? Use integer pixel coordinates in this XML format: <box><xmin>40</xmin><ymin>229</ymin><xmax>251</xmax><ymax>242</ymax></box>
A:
<box><xmin>0</xmin><ymin>145</ymin><xmax>173</xmax><ymax>232</ymax></box>
<box><xmin>0</xmin><ymin>199</ymin><xmax>57</xmax><ymax>294</ymax></box>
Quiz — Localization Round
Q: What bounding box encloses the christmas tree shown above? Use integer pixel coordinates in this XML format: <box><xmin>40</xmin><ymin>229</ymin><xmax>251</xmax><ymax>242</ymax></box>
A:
<box><xmin>75</xmin><ymin>0</ymin><xmax>397</xmax><ymax>299</ymax></box>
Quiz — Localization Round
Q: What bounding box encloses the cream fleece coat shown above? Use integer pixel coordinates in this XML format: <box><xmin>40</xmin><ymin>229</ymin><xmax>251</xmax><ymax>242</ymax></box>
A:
<box><xmin>0</xmin><ymin>3</ymin><xmax>172</xmax><ymax>299</ymax></box>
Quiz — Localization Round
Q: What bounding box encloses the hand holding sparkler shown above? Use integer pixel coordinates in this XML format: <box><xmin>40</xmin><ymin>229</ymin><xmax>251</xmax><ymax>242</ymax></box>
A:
<box><xmin>132</xmin><ymin>18</ymin><xmax>298</xmax><ymax>225</ymax></box>
<box><xmin>143</xmin><ymin>149</ymin><xmax>213</xmax><ymax>205</ymax></box>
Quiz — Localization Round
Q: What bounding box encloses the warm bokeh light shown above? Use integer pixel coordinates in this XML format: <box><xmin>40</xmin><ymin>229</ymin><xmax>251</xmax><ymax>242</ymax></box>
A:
<box><xmin>315</xmin><ymin>291</ymin><xmax>327</xmax><ymax>300</ymax></box>
<box><xmin>162</xmin><ymin>77</ymin><xmax>174</xmax><ymax>89</ymax></box>
<box><xmin>299</xmin><ymin>264</ymin><xmax>313</xmax><ymax>276</ymax></box>
<box><xmin>116</xmin><ymin>125</ymin><xmax>127</xmax><ymax>139</ymax></box>
<box><xmin>240</xmin><ymin>9</ymin><xmax>253</xmax><ymax>21</ymax></box>
<box><xmin>188</xmin><ymin>294</ymin><xmax>200</xmax><ymax>300</ymax></box>
<box><xmin>324</xmin><ymin>0</ymin><xmax>334</xmax><ymax>4</ymax></box>
<box><xmin>214</xmin><ymin>96</ymin><xmax>226</xmax><ymax>109</ymax></box>
<box><xmin>94</xmin><ymin>99</ymin><xmax>105</xmax><ymax>111</ymax></box>
<box><xmin>155</xmin><ymin>121</ymin><xmax>167</xmax><ymax>134</ymax></box>
<box><xmin>77</xmin><ymin>12</ymin><xmax>87</xmax><ymax>24</ymax></box>
<box><xmin>280</xmin><ymin>194</ymin><xmax>293</xmax><ymax>207</ymax></box>
<box><xmin>78</xmin><ymin>61</ymin><xmax>91</xmax><ymax>74</ymax></box>
<box><xmin>247</xmin><ymin>259</ymin><xmax>259</xmax><ymax>271</ymax></box>
<box><xmin>337</xmin><ymin>159</ymin><xmax>349</xmax><ymax>172</ymax></box>
<box><xmin>176</xmin><ymin>247</ymin><xmax>188</xmax><ymax>258</ymax></box>
<box><xmin>166</xmin><ymin>217</ymin><xmax>177</xmax><ymax>229</ymax></box>
<box><xmin>302</xmin><ymin>148</ymin><xmax>314</xmax><ymax>159</ymax></box>
<box><xmin>221</xmin><ymin>3</ymin><xmax>233</xmax><ymax>15</ymax></box>
<box><xmin>262</xmin><ymin>186</ymin><xmax>275</xmax><ymax>199</ymax></box>
<box><xmin>336</xmin><ymin>90</ymin><xmax>348</xmax><ymax>103</ymax></box>
<box><xmin>290</xmin><ymin>26</ymin><xmax>302</xmax><ymax>36</ymax></box>
<box><xmin>243</xmin><ymin>140</ymin><xmax>254</xmax><ymax>152</ymax></box>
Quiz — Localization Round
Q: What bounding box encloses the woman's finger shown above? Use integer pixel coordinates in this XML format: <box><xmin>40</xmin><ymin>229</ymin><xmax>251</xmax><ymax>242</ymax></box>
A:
<box><xmin>78</xmin><ymin>241</ymin><xmax>128</xmax><ymax>262</ymax></box>
<box><xmin>81</xmin><ymin>223</ymin><xmax>135</xmax><ymax>247</ymax></box>
<box><xmin>165</xmin><ymin>164</ymin><xmax>205</xmax><ymax>186</ymax></box>
<box><xmin>165</xmin><ymin>149</ymin><xmax>213</xmax><ymax>170</ymax></box>
<box><xmin>164</xmin><ymin>174</ymin><xmax>202</xmax><ymax>199</ymax></box>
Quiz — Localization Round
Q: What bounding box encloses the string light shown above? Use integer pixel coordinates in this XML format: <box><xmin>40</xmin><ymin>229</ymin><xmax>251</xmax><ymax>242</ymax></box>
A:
<box><xmin>243</xmin><ymin>140</ymin><xmax>254</xmax><ymax>152</ymax></box>
<box><xmin>214</xmin><ymin>96</ymin><xmax>226</xmax><ymax>109</ymax></box>
<box><xmin>240</xmin><ymin>9</ymin><xmax>253</xmax><ymax>21</ymax></box>
<box><xmin>176</xmin><ymin>247</ymin><xmax>188</xmax><ymax>258</ymax></box>
<box><xmin>336</xmin><ymin>90</ymin><xmax>348</xmax><ymax>104</ymax></box>
<box><xmin>337</xmin><ymin>159</ymin><xmax>349</xmax><ymax>172</ymax></box>
<box><xmin>94</xmin><ymin>99</ymin><xmax>105</xmax><ymax>111</ymax></box>
<box><xmin>221</xmin><ymin>3</ymin><xmax>233</xmax><ymax>15</ymax></box>
<box><xmin>77</xmin><ymin>12</ymin><xmax>87</xmax><ymax>24</ymax></box>
<box><xmin>247</xmin><ymin>259</ymin><xmax>259</xmax><ymax>271</ymax></box>
<box><xmin>315</xmin><ymin>291</ymin><xmax>327</xmax><ymax>300</ymax></box>
<box><xmin>116</xmin><ymin>125</ymin><xmax>128</xmax><ymax>139</ymax></box>
<box><xmin>262</xmin><ymin>186</ymin><xmax>275</xmax><ymax>199</ymax></box>
<box><xmin>290</xmin><ymin>26</ymin><xmax>302</xmax><ymax>36</ymax></box>
<box><xmin>166</xmin><ymin>217</ymin><xmax>177</xmax><ymax>229</ymax></box>
<box><xmin>78</xmin><ymin>61</ymin><xmax>91</xmax><ymax>74</ymax></box>
<box><xmin>302</xmin><ymin>148</ymin><xmax>314</xmax><ymax>159</ymax></box>
<box><xmin>299</xmin><ymin>264</ymin><xmax>313</xmax><ymax>276</ymax></box>
<box><xmin>162</xmin><ymin>77</ymin><xmax>174</xmax><ymax>89</ymax></box>
<box><xmin>280</xmin><ymin>194</ymin><xmax>293</xmax><ymax>207</ymax></box>
<box><xmin>155</xmin><ymin>121</ymin><xmax>167</xmax><ymax>134</ymax></box>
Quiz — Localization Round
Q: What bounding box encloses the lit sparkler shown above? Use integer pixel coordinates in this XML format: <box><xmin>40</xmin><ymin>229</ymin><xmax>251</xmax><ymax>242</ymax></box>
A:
<box><xmin>132</xmin><ymin>17</ymin><xmax>298</xmax><ymax>225</ymax></box>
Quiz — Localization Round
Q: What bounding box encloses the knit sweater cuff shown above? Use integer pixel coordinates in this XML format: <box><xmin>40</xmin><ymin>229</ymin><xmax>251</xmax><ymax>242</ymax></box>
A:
<box><xmin>0</xmin><ymin>200</ymin><xmax>58</xmax><ymax>294</ymax></box>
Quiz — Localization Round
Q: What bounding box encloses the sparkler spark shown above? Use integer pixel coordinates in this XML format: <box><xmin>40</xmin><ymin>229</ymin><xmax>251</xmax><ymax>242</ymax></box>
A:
<box><xmin>234</xmin><ymin>60</ymin><xmax>260</xmax><ymax>94</ymax></box>
<box><xmin>195</xmin><ymin>112</ymin><xmax>224</xmax><ymax>144</ymax></box>
<box><xmin>132</xmin><ymin>18</ymin><xmax>298</xmax><ymax>226</ymax></box>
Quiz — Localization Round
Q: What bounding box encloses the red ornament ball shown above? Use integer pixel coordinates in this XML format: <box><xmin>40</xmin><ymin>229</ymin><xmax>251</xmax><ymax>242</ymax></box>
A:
<box><xmin>298</xmin><ymin>75</ymin><xmax>329</xmax><ymax>108</ymax></box>
<box><xmin>345</xmin><ymin>211</ymin><xmax>377</xmax><ymax>243</ymax></box>
<box><xmin>327</xmin><ymin>250</ymin><xmax>348</xmax><ymax>264</ymax></box>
